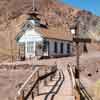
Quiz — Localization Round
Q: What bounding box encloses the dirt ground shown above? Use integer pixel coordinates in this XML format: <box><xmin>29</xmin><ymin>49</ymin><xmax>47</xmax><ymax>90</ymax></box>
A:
<box><xmin>0</xmin><ymin>44</ymin><xmax>100</xmax><ymax>100</ymax></box>
<box><xmin>0</xmin><ymin>69</ymin><xmax>32</xmax><ymax>100</ymax></box>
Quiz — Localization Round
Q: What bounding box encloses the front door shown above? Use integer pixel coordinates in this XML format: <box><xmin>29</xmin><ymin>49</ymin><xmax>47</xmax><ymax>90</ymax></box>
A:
<box><xmin>35</xmin><ymin>42</ymin><xmax>43</xmax><ymax>56</ymax></box>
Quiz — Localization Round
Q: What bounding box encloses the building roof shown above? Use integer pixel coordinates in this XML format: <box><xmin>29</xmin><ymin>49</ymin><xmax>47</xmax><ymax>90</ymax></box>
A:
<box><xmin>36</xmin><ymin>27</ymin><xmax>72</xmax><ymax>41</ymax></box>
<box><xmin>16</xmin><ymin>26</ymin><xmax>72</xmax><ymax>42</ymax></box>
<box><xmin>16</xmin><ymin>14</ymin><xmax>73</xmax><ymax>42</ymax></box>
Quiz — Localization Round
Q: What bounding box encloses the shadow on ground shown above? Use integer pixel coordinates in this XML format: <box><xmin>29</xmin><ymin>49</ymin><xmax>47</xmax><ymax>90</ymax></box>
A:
<box><xmin>43</xmin><ymin>70</ymin><xmax>65</xmax><ymax>100</ymax></box>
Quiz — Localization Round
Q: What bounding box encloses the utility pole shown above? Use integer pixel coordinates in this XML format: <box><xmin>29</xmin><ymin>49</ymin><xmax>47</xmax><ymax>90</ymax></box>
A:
<box><xmin>70</xmin><ymin>16</ymin><xmax>91</xmax><ymax>100</ymax></box>
<box><xmin>75</xmin><ymin>22</ymin><xmax>80</xmax><ymax>97</ymax></box>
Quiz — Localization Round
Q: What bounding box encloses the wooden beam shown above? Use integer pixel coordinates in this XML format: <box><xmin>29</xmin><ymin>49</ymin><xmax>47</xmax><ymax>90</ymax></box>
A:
<box><xmin>73</xmin><ymin>37</ymin><xmax>91</xmax><ymax>43</ymax></box>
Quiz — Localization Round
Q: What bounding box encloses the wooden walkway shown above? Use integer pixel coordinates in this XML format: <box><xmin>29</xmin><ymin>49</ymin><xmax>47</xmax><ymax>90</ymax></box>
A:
<box><xmin>54</xmin><ymin>65</ymin><xmax>74</xmax><ymax>100</ymax></box>
<box><xmin>17</xmin><ymin>63</ymin><xmax>91</xmax><ymax>100</ymax></box>
<box><xmin>34</xmin><ymin>64</ymin><xmax>74</xmax><ymax>100</ymax></box>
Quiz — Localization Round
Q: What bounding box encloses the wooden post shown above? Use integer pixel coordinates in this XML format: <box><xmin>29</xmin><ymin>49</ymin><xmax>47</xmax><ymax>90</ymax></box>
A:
<box><xmin>50</xmin><ymin>73</ymin><xmax>53</xmax><ymax>81</ymax></box>
<box><xmin>74</xmin><ymin>88</ymin><xmax>80</xmax><ymax>100</ymax></box>
<box><xmin>31</xmin><ymin>91</ymin><xmax>34</xmax><ymax>100</ymax></box>
<box><xmin>44</xmin><ymin>67</ymin><xmax>47</xmax><ymax>86</ymax></box>
<box><xmin>50</xmin><ymin>67</ymin><xmax>53</xmax><ymax>81</ymax></box>
<box><xmin>17</xmin><ymin>90</ymin><xmax>24</xmax><ymax>100</ymax></box>
<box><xmin>36</xmin><ymin>70</ymin><xmax>39</xmax><ymax>95</ymax></box>
<box><xmin>50</xmin><ymin>65</ymin><xmax>57</xmax><ymax>81</ymax></box>
<box><xmin>22</xmin><ymin>90</ymin><xmax>25</xmax><ymax>100</ymax></box>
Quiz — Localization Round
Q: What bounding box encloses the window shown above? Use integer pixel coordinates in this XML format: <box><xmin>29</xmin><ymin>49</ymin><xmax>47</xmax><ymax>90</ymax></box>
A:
<box><xmin>27</xmin><ymin>42</ymin><xmax>33</xmax><ymax>53</ymax></box>
<box><xmin>43</xmin><ymin>40</ymin><xmax>49</xmax><ymax>52</ymax></box>
<box><xmin>67</xmin><ymin>43</ymin><xmax>70</xmax><ymax>54</ymax></box>
<box><xmin>60</xmin><ymin>42</ymin><xmax>63</xmax><ymax>53</ymax></box>
<box><xmin>36</xmin><ymin>42</ymin><xmax>43</xmax><ymax>49</ymax></box>
<box><xmin>54</xmin><ymin>42</ymin><xmax>58</xmax><ymax>53</ymax></box>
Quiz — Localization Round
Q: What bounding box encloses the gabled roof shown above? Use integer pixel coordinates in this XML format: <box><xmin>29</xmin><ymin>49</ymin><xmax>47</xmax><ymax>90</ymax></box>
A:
<box><xmin>16</xmin><ymin>25</ymin><xmax>72</xmax><ymax>42</ymax></box>
<box><xmin>16</xmin><ymin>31</ymin><xmax>24</xmax><ymax>42</ymax></box>
<box><xmin>16</xmin><ymin>26</ymin><xmax>72</xmax><ymax>42</ymax></box>
<box><xmin>16</xmin><ymin>14</ymin><xmax>72</xmax><ymax>42</ymax></box>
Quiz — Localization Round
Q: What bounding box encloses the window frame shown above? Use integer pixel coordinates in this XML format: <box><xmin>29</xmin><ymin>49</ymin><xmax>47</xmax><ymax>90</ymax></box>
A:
<box><xmin>67</xmin><ymin>43</ymin><xmax>70</xmax><ymax>54</ymax></box>
<box><xmin>27</xmin><ymin>42</ymin><xmax>34</xmax><ymax>53</ymax></box>
<box><xmin>43</xmin><ymin>40</ymin><xmax>49</xmax><ymax>52</ymax></box>
<box><xmin>54</xmin><ymin>42</ymin><xmax>58</xmax><ymax>53</ymax></box>
<box><xmin>60</xmin><ymin>42</ymin><xmax>63</xmax><ymax>54</ymax></box>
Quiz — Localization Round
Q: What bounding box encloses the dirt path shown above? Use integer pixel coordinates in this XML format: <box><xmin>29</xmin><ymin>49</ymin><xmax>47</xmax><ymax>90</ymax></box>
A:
<box><xmin>0</xmin><ymin>69</ymin><xmax>32</xmax><ymax>100</ymax></box>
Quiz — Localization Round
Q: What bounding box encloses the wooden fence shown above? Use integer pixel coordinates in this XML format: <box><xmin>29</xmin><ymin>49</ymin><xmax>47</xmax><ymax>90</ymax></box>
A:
<box><xmin>16</xmin><ymin>64</ymin><xmax>57</xmax><ymax>100</ymax></box>
<box><xmin>67</xmin><ymin>64</ymin><xmax>93</xmax><ymax>100</ymax></box>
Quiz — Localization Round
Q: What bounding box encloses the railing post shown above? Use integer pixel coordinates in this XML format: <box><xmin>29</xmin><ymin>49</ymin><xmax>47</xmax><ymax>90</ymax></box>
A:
<box><xmin>54</xmin><ymin>65</ymin><xmax>57</xmax><ymax>76</ymax></box>
<box><xmin>36</xmin><ymin>70</ymin><xmax>39</xmax><ymax>96</ymax></box>
<box><xmin>44</xmin><ymin>67</ymin><xmax>47</xmax><ymax>86</ymax></box>
<box><xmin>50</xmin><ymin>67</ymin><xmax>54</xmax><ymax>81</ymax></box>
<box><xmin>17</xmin><ymin>90</ymin><xmax>24</xmax><ymax>100</ymax></box>
<box><xmin>31</xmin><ymin>91</ymin><xmax>34</xmax><ymax>100</ymax></box>
<box><xmin>16</xmin><ymin>65</ymin><xmax>59</xmax><ymax>100</ymax></box>
<box><xmin>50</xmin><ymin>74</ymin><xmax>53</xmax><ymax>81</ymax></box>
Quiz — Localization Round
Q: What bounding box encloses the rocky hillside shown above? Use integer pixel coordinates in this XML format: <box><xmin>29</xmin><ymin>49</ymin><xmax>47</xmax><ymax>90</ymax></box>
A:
<box><xmin>0</xmin><ymin>0</ymin><xmax>100</xmax><ymax>61</ymax></box>
<box><xmin>0</xmin><ymin>0</ymin><xmax>77</xmax><ymax>55</ymax></box>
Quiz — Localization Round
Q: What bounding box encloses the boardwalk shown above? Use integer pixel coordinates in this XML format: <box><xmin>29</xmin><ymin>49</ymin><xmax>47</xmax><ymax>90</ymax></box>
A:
<box><xmin>54</xmin><ymin>64</ymin><xmax>74</xmax><ymax>100</ymax></box>
<box><xmin>34</xmin><ymin>64</ymin><xmax>74</xmax><ymax>100</ymax></box>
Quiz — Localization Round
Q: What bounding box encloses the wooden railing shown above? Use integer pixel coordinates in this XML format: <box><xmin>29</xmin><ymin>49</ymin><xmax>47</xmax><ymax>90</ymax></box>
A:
<box><xmin>79</xmin><ymin>81</ymin><xmax>93</xmax><ymax>100</ymax></box>
<box><xmin>67</xmin><ymin>64</ymin><xmax>76</xmax><ymax>90</ymax></box>
<box><xmin>67</xmin><ymin>64</ymin><xmax>93</xmax><ymax>100</ymax></box>
<box><xmin>16</xmin><ymin>64</ymin><xmax>57</xmax><ymax>100</ymax></box>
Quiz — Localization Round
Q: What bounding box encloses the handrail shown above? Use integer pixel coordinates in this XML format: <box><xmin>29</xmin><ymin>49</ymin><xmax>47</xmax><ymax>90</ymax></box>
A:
<box><xmin>70</xmin><ymin>65</ymin><xmax>76</xmax><ymax>89</ymax></box>
<box><xmin>67</xmin><ymin>64</ymin><xmax>93</xmax><ymax>100</ymax></box>
<box><xmin>67</xmin><ymin>64</ymin><xmax>76</xmax><ymax>89</ymax></box>
<box><xmin>25</xmin><ymin>67</ymin><xmax>57</xmax><ymax>100</ymax></box>
<box><xmin>18</xmin><ymin>67</ymin><xmax>39</xmax><ymax>95</ymax></box>
<box><xmin>79</xmin><ymin>81</ymin><xmax>93</xmax><ymax>100</ymax></box>
<box><xmin>16</xmin><ymin>64</ymin><xmax>57</xmax><ymax>100</ymax></box>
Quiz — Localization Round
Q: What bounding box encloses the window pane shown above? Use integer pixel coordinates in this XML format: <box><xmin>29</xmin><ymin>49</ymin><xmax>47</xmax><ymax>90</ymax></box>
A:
<box><xmin>67</xmin><ymin>43</ymin><xmax>70</xmax><ymax>53</ymax></box>
<box><xmin>43</xmin><ymin>40</ymin><xmax>48</xmax><ymax>52</ymax></box>
<box><xmin>27</xmin><ymin>42</ymin><xmax>33</xmax><ymax>53</ymax></box>
<box><xmin>54</xmin><ymin>42</ymin><xmax>57</xmax><ymax>53</ymax></box>
<box><xmin>60</xmin><ymin>43</ymin><xmax>63</xmax><ymax>53</ymax></box>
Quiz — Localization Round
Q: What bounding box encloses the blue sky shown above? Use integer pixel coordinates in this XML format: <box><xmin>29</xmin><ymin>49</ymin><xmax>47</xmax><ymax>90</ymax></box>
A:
<box><xmin>62</xmin><ymin>0</ymin><xmax>100</xmax><ymax>16</ymax></box>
